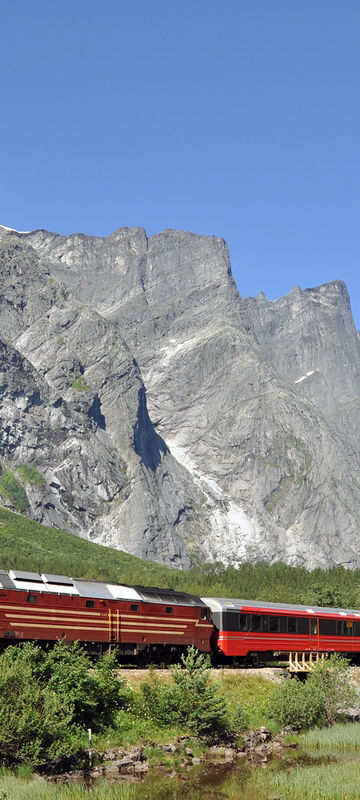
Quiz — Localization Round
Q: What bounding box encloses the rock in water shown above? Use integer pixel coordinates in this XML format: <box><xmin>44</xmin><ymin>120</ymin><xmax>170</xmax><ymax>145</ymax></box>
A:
<box><xmin>1</xmin><ymin>224</ymin><xmax>360</xmax><ymax>569</ymax></box>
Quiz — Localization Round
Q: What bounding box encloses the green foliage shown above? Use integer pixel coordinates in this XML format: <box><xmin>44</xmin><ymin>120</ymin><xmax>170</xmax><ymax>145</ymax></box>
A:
<box><xmin>310</xmin><ymin>655</ymin><xmax>357</xmax><ymax>725</ymax></box>
<box><xmin>268</xmin><ymin>675</ymin><xmax>324</xmax><ymax>730</ymax></box>
<box><xmin>171</xmin><ymin>647</ymin><xmax>227</xmax><ymax>735</ymax></box>
<box><xmin>0</xmin><ymin>642</ymin><xmax>129</xmax><ymax>767</ymax></box>
<box><xmin>138</xmin><ymin>649</ymin><xmax>227</xmax><ymax>735</ymax></box>
<box><xmin>0</xmin><ymin>471</ymin><xmax>28</xmax><ymax>512</ymax></box>
<box><xmin>140</xmin><ymin>670</ymin><xmax>179</xmax><ymax>729</ymax></box>
<box><xmin>71</xmin><ymin>376</ymin><xmax>91</xmax><ymax>392</ymax></box>
<box><xmin>304</xmin><ymin>721</ymin><xmax>360</xmax><ymax>750</ymax></box>
<box><xmin>229</xmin><ymin>701</ymin><xmax>249</xmax><ymax>733</ymax></box>
<box><xmin>0</xmin><ymin>643</ymin><xmax>78</xmax><ymax>765</ymax></box>
<box><xmin>269</xmin><ymin>656</ymin><xmax>357</xmax><ymax>730</ymax></box>
<box><xmin>15</xmin><ymin>464</ymin><xmax>45</xmax><ymax>486</ymax></box>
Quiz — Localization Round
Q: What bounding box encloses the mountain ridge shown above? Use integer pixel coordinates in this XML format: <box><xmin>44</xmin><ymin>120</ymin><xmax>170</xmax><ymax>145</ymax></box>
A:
<box><xmin>1</xmin><ymin>223</ymin><xmax>360</xmax><ymax>570</ymax></box>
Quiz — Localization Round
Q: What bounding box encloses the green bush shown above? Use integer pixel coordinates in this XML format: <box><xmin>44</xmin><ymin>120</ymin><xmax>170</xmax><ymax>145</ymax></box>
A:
<box><xmin>310</xmin><ymin>654</ymin><xmax>357</xmax><ymax>725</ymax></box>
<box><xmin>171</xmin><ymin>646</ymin><xmax>227</xmax><ymax>735</ymax></box>
<box><xmin>140</xmin><ymin>670</ymin><xmax>179</xmax><ymax>729</ymax></box>
<box><xmin>269</xmin><ymin>656</ymin><xmax>357</xmax><ymax>730</ymax></box>
<box><xmin>268</xmin><ymin>675</ymin><xmax>324</xmax><ymax>730</ymax></box>
<box><xmin>0</xmin><ymin>642</ymin><xmax>130</xmax><ymax>767</ymax></box>
<box><xmin>138</xmin><ymin>648</ymin><xmax>227</xmax><ymax>736</ymax></box>
<box><xmin>0</xmin><ymin>643</ymin><xmax>78</xmax><ymax>765</ymax></box>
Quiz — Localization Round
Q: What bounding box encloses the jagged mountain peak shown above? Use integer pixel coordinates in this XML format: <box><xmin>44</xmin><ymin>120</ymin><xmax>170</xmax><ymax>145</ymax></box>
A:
<box><xmin>1</xmin><ymin>225</ymin><xmax>360</xmax><ymax>570</ymax></box>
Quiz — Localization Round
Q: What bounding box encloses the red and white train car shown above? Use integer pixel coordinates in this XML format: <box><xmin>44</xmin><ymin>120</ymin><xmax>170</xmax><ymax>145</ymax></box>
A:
<box><xmin>203</xmin><ymin>596</ymin><xmax>360</xmax><ymax>665</ymax></box>
<box><xmin>0</xmin><ymin>570</ymin><xmax>213</xmax><ymax>660</ymax></box>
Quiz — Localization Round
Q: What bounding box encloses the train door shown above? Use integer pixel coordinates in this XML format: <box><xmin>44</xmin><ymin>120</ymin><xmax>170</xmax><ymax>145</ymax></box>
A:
<box><xmin>108</xmin><ymin>605</ymin><xmax>120</xmax><ymax>644</ymax></box>
<box><xmin>309</xmin><ymin>616</ymin><xmax>319</xmax><ymax>650</ymax></box>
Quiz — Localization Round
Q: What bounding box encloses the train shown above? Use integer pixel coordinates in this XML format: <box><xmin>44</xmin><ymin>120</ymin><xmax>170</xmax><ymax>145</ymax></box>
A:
<box><xmin>1</xmin><ymin>569</ymin><xmax>360</xmax><ymax>665</ymax></box>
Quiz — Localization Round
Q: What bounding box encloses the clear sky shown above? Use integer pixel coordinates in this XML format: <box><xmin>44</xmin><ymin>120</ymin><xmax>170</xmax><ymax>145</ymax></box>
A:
<box><xmin>1</xmin><ymin>1</ymin><xmax>360</xmax><ymax>324</ymax></box>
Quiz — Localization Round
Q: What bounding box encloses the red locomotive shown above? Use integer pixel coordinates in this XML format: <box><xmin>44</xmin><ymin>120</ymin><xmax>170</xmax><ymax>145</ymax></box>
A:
<box><xmin>0</xmin><ymin>570</ymin><xmax>213</xmax><ymax>661</ymax></box>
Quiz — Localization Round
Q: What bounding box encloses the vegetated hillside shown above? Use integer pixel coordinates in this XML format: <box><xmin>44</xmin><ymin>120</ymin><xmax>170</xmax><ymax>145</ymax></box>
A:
<box><xmin>1</xmin><ymin>508</ymin><xmax>360</xmax><ymax>609</ymax></box>
<box><xmin>2</xmin><ymin>224</ymin><xmax>360</xmax><ymax>570</ymax></box>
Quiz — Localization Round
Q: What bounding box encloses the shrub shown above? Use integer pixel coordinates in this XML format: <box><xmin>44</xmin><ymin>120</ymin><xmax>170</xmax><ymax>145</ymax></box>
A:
<box><xmin>139</xmin><ymin>670</ymin><xmax>179</xmax><ymax>728</ymax></box>
<box><xmin>0</xmin><ymin>643</ymin><xmax>79</xmax><ymax>765</ymax></box>
<box><xmin>0</xmin><ymin>642</ymin><xmax>130</xmax><ymax>767</ymax></box>
<box><xmin>171</xmin><ymin>646</ymin><xmax>227</xmax><ymax>735</ymax></box>
<box><xmin>310</xmin><ymin>654</ymin><xmax>357</xmax><ymax>725</ymax></box>
<box><xmin>269</xmin><ymin>656</ymin><xmax>357</xmax><ymax>730</ymax></box>
<box><xmin>268</xmin><ymin>675</ymin><xmax>324</xmax><ymax>730</ymax></box>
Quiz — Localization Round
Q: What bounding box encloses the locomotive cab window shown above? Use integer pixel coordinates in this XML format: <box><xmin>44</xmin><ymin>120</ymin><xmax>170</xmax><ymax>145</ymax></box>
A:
<box><xmin>130</xmin><ymin>603</ymin><xmax>139</xmax><ymax>612</ymax></box>
<box><xmin>86</xmin><ymin>600</ymin><xmax>95</xmax><ymax>608</ymax></box>
<box><xmin>26</xmin><ymin>594</ymin><xmax>37</xmax><ymax>604</ymax></box>
<box><xmin>165</xmin><ymin>606</ymin><xmax>173</xmax><ymax>614</ymax></box>
<box><xmin>201</xmin><ymin>607</ymin><xmax>209</xmax><ymax>620</ymax></box>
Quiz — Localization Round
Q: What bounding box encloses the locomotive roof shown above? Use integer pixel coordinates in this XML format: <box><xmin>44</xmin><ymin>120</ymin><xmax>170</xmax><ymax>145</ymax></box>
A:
<box><xmin>201</xmin><ymin>596</ymin><xmax>360</xmax><ymax>618</ymax></box>
<box><xmin>0</xmin><ymin>570</ymin><xmax>205</xmax><ymax>605</ymax></box>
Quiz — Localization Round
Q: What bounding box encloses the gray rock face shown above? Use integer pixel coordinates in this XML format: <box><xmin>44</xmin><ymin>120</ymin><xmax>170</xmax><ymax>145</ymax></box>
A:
<box><xmin>1</xmin><ymin>223</ymin><xmax>360</xmax><ymax>569</ymax></box>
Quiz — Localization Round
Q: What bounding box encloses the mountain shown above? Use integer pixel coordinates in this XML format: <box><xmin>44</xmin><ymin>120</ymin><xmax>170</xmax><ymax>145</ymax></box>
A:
<box><xmin>1</xmin><ymin>224</ymin><xmax>360</xmax><ymax>570</ymax></box>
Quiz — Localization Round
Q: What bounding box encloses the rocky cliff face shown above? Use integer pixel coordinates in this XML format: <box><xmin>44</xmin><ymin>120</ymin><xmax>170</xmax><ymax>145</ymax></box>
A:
<box><xmin>1</xmin><ymin>223</ymin><xmax>360</xmax><ymax>569</ymax></box>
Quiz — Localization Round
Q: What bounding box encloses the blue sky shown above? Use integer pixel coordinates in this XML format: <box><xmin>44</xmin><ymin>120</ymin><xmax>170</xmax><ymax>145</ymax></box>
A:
<box><xmin>1</xmin><ymin>1</ymin><xmax>360</xmax><ymax>324</ymax></box>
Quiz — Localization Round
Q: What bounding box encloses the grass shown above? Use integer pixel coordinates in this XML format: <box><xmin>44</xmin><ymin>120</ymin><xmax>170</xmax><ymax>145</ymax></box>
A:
<box><xmin>0</xmin><ymin>470</ymin><xmax>28</xmax><ymax>512</ymax></box>
<box><xmin>0</xmin><ymin>506</ymin><xmax>179</xmax><ymax>585</ymax></box>
<box><xmin>216</xmin><ymin>671</ymin><xmax>277</xmax><ymax>730</ymax></box>
<box><xmin>71</xmin><ymin>376</ymin><xmax>92</xmax><ymax>392</ymax></box>
<box><xmin>303</xmin><ymin>721</ymin><xmax>360</xmax><ymax>750</ymax></box>
<box><xmin>249</xmin><ymin>756</ymin><xmax>360</xmax><ymax>800</ymax></box>
<box><xmin>15</xmin><ymin>464</ymin><xmax>46</xmax><ymax>486</ymax></box>
<box><xmin>0</xmin><ymin>773</ymin><xmax>138</xmax><ymax>799</ymax></box>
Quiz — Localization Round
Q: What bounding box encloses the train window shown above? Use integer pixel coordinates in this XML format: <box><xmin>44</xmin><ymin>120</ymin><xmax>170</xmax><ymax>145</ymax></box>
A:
<box><xmin>262</xmin><ymin>616</ymin><xmax>269</xmax><ymax>632</ymax></box>
<box><xmin>297</xmin><ymin>617</ymin><xmax>309</xmax><ymax>635</ymax></box>
<box><xmin>345</xmin><ymin>621</ymin><xmax>353</xmax><ymax>636</ymax></box>
<box><xmin>130</xmin><ymin>603</ymin><xmax>139</xmax><ymax>612</ymax></box>
<box><xmin>86</xmin><ymin>600</ymin><xmax>95</xmax><ymax>608</ymax></box>
<box><xmin>165</xmin><ymin>607</ymin><xmax>173</xmax><ymax>614</ymax></box>
<box><xmin>269</xmin><ymin>616</ymin><xmax>279</xmax><ymax>633</ymax></box>
<box><xmin>240</xmin><ymin>614</ymin><xmax>248</xmax><ymax>631</ymax></box>
<box><xmin>26</xmin><ymin>594</ymin><xmax>37</xmax><ymax>604</ymax></box>
<box><xmin>200</xmin><ymin>607</ymin><xmax>209</xmax><ymax>620</ymax></box>
<box><xmin>251</xmin><ymin>615</ymin><xmax>261</xmax><ymax>631</ymax></box>
<box><xmin>223</xmin><ymin>612</ymin><xmax>240</xmax><ymax>630</ymax></box>
<box><xmin>320</xmin><ymin>619</ymin><xmax>336</xmax><ymax>635</ymax></box>
<box><xmin>311</xmin><ymin>619</ymin><xmax>318</xmax><ymax>635</ymax></box>
<box><xmin>287</xmin><ymin>617</ymin><xmax>296</xmax><ymax>633</ymax></box>
<box><xmin>354</xmin><ymin>621</ymin><xmax>360</xmax><ymax>636</ymax></box>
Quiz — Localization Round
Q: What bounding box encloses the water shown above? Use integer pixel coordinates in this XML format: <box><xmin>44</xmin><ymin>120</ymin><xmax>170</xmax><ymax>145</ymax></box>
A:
<box><xmin>6</xmin><ymin>730</ymin><xmax>360</xmax><ymax>800</ymax></box>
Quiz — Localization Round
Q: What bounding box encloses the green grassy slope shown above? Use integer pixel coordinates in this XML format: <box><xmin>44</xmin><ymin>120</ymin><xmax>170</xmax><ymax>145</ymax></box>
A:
<box><xmin>1</xmin><ymin>506</ymin><xmax>360</xmax><ymax>607</ymax></box>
